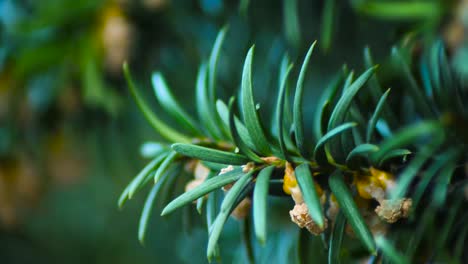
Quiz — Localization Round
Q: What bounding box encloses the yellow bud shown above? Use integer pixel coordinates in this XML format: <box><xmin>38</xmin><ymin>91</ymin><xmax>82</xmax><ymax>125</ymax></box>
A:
<box><xmin>282</xmin><ymin>162</ymin><xmax>297</xmax><ymax>195</ymax></box>
<box><xmin>369</xmin><ymin>167</ymin><xmax>394</xmax><ymax>189</ymax></box>
<box><xmin>354</xmin><ymin>175</ymin><xmax>375</xmax><ymax>199</ymax></box>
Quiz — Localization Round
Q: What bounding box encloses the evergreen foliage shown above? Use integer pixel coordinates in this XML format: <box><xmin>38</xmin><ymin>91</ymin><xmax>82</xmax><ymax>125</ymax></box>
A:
<box><xmin>121</xmin><ymin>25</ymin><xmax>467</xmax><ymax>264</ymax></box>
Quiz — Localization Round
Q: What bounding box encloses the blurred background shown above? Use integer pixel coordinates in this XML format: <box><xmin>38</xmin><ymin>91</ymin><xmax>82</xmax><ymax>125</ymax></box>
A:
<box><xmin>0</xmin><ymin>0</ymin><xmax>466</xmax><ymax>263</ymax></box>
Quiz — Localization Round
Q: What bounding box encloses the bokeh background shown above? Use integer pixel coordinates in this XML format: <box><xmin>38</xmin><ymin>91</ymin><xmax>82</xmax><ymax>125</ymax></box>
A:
<box><xmin>0</xmin><ymin>0</ymin><xmax>466</xmax><ymax>263</ymax></box>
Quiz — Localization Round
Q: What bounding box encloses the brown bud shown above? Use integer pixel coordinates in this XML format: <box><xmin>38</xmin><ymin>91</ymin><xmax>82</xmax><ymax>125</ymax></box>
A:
<box><xmin>242</xmin><ymin>162</ymin><xmax>255</xmax><ymax>173</ymax></box>
<box><xmin>220</xmin><ymin>165</ymin><xmax>234</xmax><ymax>175</ymax></box>
<box><xmin>261</xmin><ymin>156</ymin><xmax>283</xmax><ymax>166</ymax></box>
<box><xmin>375</xmin><ymin>198</ymin><xmax>412</xmax><ymax>223</ymax></box>
<box><xmin>289</xmin><ymin>203</ymin><xmax>328</xmax><ymax>235</ymax></box>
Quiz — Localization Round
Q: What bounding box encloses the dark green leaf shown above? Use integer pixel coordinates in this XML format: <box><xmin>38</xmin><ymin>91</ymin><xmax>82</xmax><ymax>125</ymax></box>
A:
<box><xmin>345</xmin><ymin>144</ymin><xmax>379</xmax><ymax>164</ymax></box>
<box><xmin>216</xmin><ymin>99</ymin><xmax>256</xmax><ymax>150</ymax></box>
<box><xmin>433</xmin><ymin>200</ymin><xmax>462</xmax><ymax>259</ymax></box>
<box><xmin>341</xmin><ymin>107</ymin><xmax>362</xmax><ymax>158</ymax></box>
<box><xmin>295</xmin><ymin>163</ymin><xmax>324</xmax><ymax>227</ymax></box>
<box><xmin>405</xmin><ymin>207</ymin><xmax>434</xmax><ymax>258</ymax></box>
<box><xmin>390</xmin><ymin>138</ymin><xmax>442</xmax><ymax>199</ymax></box>
<box><xmin>328</xmin><ymin>211</ymin><xmax>346</xmax><ymax>264</ymax></box>
<box><xmin>348</xmin><ymin>106</ymin><xmax>366</xmax><ymax>126</ymax></box>
<box><xmin>352</xmin><ymin>127</ymin><xmax>364</xmax><ymax>147</ymax></box>
<box><xmin>273</xmin><ymin>55</ymin><xmax>291</xmax><ymax>132</ymax></box>
<box><xmin>432</xmin><ymin>161</ymin><xmax>457</xmax><ymax>207</ymax></box>
<box><xmin>313</xmin><ymin>71</ymin><xmax>344</xmax><ymax>140</ymax></box>
<box><xmin>196</xmin><ymin>63</ymin><xmax>223</xmax><ymax>139</ymax></box>
<box><xmin>313</xmin><ymin>122</ymin><xmax>357</xmax><ymax>159</ymax></box>
<box><xmin>253</xmin><ymin>165</ymin><xmax>274</xmax><ymax>244</ymax></box>
<box><xmin>377</xmin><ymin>149</ymin><xmax>411</xmax><ymax>166</ymax></box>
<box><xmin>391</xmin><ymin>47</ymin><xmax>434</xmax><ymax>117</ymax></box>
<box><xmin>277</xmin><ymin>55</ymin><xmax>296</xmax><ymax>152</ymax></box>
<box><xmin>276</xmin><ymin>63</ymin><xmax>294</xmax><ymax>160</ymax></box>
<box><xmin>372</xmin><ymin>121</ymin><xmax>442</xmax><ymax>164</ymax></box>
<box><xmin>228</xmin><ymin>98</ymin><xmax>263</xmax><ymax>163</ymax></box>
<box><xmin>123</xmin><ymin>63</ymin><xmax>192</xmax><ymax>144</ymax></box>
<box><xmin>154</xmin><ymin>164</ymin><xmax>181</xmax><ymax>209</ymax></box>
<box><xmin>161</xmin><ymin>167</ymin><xmax>244</xmax><ymax>216</ymax></box>
<box><xmin>315</xmin><ymin>100</ymin><xmax>331</xmax><ymax>140</ymax></box>
<box><xmin>207</xmin><ymin>171</ymin><xmax>254</xmax><ymax>260</ymax></box>
<box><xmin>412</xmin><ymin>148</ymin><xmax>459</xmax><ymax>210</ymax></box>
<box><xmin>329</xmin><ymin>170</ymin><xmax>376</xmax><ymax>254</ymax></box>
<box><xmin>366</xmin><ymin>88</ymin><xmax>391</xmax><ymax>143</ymax></box>
<box><xmin>241</xmin><ymin>46</ymin><xmax>271</xmax><ymax>155</ymax></box>
<box><xmin>363</xmin><ymin>47</ymin><xmax>384</xmax><ymax>104</ymax></box>
<box><xmin>294</xmin><ymin>42</ymin><xmax>316</xmax><ymax>155</ymax></box>
<box><xmin>364</xmin><ymin>47</ymin><xmax>397</xmax><ymax>127</ymax></box>
<box><xmin>208</xmin><ymin>27</ymin><xmax>227</xmax><ymax>104</ymax></box>
<box><xmin>435</xmin><ymin>40</ymin><xmax>463</xmax><ymax>112</ymax></box>
<box><xmin>328</xmin><ymin>67</ymin><xmax>376</xmax><ymax>158</ymax></box>
<box><xmin>152</xmin><ymin>72</ymin><xmax>201</xmax><ymax>135</ymax></box>
<box><xmin>207</xmin><ymin>27</ymin><xmax>232</xmax><ymax>139</ymax></box>
<box><xmin>172</xmin><ymin>143</ymin><xmax>249</xmax><ymax>165</ymax></box>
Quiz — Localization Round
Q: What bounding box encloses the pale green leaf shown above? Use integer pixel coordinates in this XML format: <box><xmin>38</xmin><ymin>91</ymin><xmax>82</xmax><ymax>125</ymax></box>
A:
<box><xmin>172</xmin><ymin>143</ymin><xmax>249</xmax><ymax>165</ymax></box>
<box><xmin>228</xmin><ymin>98</ymin><xmax>263</xmax><ymax>163</ymax></box>
<box><xmin>123</xmin><ymin>63</ymin><xmax>191</xmax><ymax>144</ymax></box>
<box><xmin>313</xmin><ymin>122</ymin><xmax>357</xmax><ymax>159</ymax></box>
<box><xmin>366</xmin><ymin>88</ymin><xmax>391</xmax><ymax>142</ymax></box>
<box><xmin>152</xmin><ymin>72</ymin><xmax>201</xmax><ymax>135</ymax></box>
<box><xmin>207</xmin><ymin>171</ymin><xmax>254</xmax><ymax>260</ymax></box>
<box><xmin>295</xmin><ymin>163</ymin><xmax>324</xmax><ymax>227</ymax></box>
<box><xmin>161</xmin><ymin>167</ymin><xmax>244</xmax><ymax>216</ymax></box>
<box><xmin>253</xmin><ymin>166</ymin><xmax>274</xmax><ymax>244</ymax></box>
<box><xmin>276</xmin><ymin>63</ymin><xmax>294</xmax><ymax>160</ymax></box>
<box><xmin>294</xmin><ymin>41</ymin><xmax>316</xmax><ymax>155</ymax></box>
<box><xmin>241</xmin><ymin>46</ymin><xmax>271</xmax><ymax>155</ymax></box>
<box><xmin>329</xmin><ymin>170</ymin><xmax>376</xmax><ymax>254</ymax></box>
<box><xmin>345</xmin><ymin>144</ymin><xmax>379</xmax><ymax>164</ymax></box>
